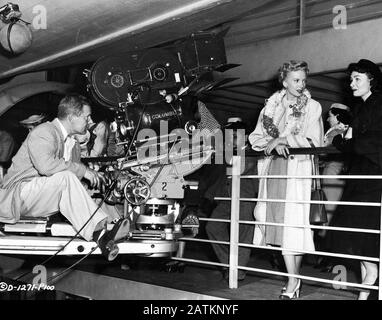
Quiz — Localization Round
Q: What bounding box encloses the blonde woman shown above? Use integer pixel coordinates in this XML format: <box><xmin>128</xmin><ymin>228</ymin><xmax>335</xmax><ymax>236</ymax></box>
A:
<box><xmin>249</xmin><ymin>60</ymin><xmax>324</xmax><ymax>299</ymax></box>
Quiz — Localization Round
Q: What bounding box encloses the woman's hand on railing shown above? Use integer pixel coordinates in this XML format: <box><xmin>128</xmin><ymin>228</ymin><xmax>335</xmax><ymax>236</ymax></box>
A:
<box><xmin>265</xmin><ymin>137</ymin><xmax>289</xmax><ymax>158</ymax></box>
<box><xmin>274</xmin><ymin>145</ymin><xmax>290</xmax><ymax>158</ymax></box>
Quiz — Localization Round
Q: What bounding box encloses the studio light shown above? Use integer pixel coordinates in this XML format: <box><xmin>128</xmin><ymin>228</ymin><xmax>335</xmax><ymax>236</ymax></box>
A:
<box><xmin>0</xmin><ymin>2</ymin><xmax>32</xmax><ymax>55</ymax></box>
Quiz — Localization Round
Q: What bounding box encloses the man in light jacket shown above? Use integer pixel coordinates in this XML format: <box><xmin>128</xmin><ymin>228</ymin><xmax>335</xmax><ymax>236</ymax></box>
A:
<box><xmin>0</xmin><ymin>94</ymin><xmax>129</xmax><ymax>260</ymax></box>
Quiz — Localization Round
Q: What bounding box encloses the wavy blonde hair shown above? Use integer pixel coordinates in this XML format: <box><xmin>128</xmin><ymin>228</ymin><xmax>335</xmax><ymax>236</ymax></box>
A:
<box><xmin>278</xmin><ymin>60</ymin><xmax>309</xmax><ymax>84</ymax></box>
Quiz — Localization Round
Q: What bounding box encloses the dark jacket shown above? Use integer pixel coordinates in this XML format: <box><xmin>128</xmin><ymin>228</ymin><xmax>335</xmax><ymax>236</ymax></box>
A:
<box><xmin>333</xmin><ymin>92</ymin><xmax>382</xmax><ymax>178</ymax></box>
<box><xmin>330</xmin><ymin>93</ymin><xmax>382</xmax><ymax>257</ymax></box>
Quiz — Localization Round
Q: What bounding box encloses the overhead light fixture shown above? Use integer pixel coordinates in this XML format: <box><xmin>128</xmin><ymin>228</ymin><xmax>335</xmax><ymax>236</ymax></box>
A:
<box><xmin>0</xmin><ymin>2</ymin><xmax>32</xmax><ymax>55</ymax></box>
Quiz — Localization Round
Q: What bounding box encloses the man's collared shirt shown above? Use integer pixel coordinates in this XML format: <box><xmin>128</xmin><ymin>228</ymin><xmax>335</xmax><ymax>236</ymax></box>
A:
<box><xmin>56</xmin><ymin>118</ymin><xmax>76</xmax><ymax>161</ymax></box>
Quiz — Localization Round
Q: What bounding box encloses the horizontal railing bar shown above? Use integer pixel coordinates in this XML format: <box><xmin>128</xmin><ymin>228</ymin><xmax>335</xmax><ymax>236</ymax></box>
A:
<box><xmin>246</xmin><ymin>198</ymin><xmax>380</xmax><ymax>207</ymax></box>
<box><xmin>179</xmin><ymin>237</ymin><xmax>229</xmax><ymax>245</ymax></box>
<box><xmin>239</xmin><ymin>243</ymin><xmax>379</xmax><ymax>263</ymax></box>
<box><xmin>198</xmin><ymin>217</ymin><xmax>380</xmax><ymax>234</ymax></box>
<box><xmin>238</xmin><ymin>220</ymin><xmax>380</xmax><ymax>234</ymax></box>
<box><xmin>215</xmin><ymin>197</ymin><xmax>381</xmax><ymax>207</ymax></box>
<box><xmin>171</xmin><ymin>257</ymin><xmax>228</xmax><ymax>269</ymax></box>
<box><xmin>241</xmin><ymin>174</ymin><xmax>382</xmax><ymax>179</ymax></box>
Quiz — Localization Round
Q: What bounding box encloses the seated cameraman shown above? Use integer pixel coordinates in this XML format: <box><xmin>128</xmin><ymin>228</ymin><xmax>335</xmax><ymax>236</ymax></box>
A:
<box><xmin>0</xmin><ymin>94</ymin><xmax>129</xmax><ymax>261</ymax></box>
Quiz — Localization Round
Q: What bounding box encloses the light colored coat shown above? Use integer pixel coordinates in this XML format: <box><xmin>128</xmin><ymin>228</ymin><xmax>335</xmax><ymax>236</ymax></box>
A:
<box><xmin>0</xmin><ymin>119</ymin><xmax>86</xmax><ymax>223</ymax></box>
<box><xmin>249</xmin><ymin>93</ymin><xmax>324</xmax><ymax>254</ymax></box>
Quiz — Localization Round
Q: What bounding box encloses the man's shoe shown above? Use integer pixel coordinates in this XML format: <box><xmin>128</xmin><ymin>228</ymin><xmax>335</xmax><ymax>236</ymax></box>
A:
<box><xmin>96</xmin><ymin>218</ymin><xmax>130</xmax><ymax>261</ymax></box>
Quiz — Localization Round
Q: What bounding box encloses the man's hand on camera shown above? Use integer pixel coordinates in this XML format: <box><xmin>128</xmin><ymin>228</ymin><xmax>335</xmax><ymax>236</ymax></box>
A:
<box><xmin>84</xmin><ymin>168</ymin><xmax>105</xmax><ymax>190</ymax></box>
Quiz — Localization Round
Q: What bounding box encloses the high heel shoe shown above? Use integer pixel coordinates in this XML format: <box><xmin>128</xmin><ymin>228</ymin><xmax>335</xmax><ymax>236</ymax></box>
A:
<box><xmin>279</xmin><ymin>279</ymin><xmax>301</xmax><ymax>300</ymax></box>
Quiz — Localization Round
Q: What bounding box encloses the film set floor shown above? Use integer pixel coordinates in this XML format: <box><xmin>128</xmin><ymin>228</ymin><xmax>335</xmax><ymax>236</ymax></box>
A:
<box><xmin>0</xmin><ymin>224</ymin><xmax>367</xmax><ymax>300</ymax></box>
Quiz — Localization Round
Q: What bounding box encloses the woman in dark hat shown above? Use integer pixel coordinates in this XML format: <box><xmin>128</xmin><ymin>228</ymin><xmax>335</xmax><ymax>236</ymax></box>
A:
<box><xmin>331</xmin><ymin>59</ymin><xmax>382</xmax><ymax>299</ymax></box>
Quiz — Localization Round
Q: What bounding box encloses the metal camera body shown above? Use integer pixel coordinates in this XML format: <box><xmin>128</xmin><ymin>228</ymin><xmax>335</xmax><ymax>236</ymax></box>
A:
<box><xmin>84</xmin><ymin>32</ymin><xmax>228</xmax><ymax>236</ymax></box>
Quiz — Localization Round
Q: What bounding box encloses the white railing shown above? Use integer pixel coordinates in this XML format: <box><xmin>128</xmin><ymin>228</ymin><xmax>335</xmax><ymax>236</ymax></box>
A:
<box><xmin>172</xmin><ymin>151</ymin><xmax>382</xmax><ymax>300</ymax></box>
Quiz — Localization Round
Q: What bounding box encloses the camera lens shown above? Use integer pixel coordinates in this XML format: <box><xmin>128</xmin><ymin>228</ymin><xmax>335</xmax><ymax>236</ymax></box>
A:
<box><xmin>110</xmin><ymin>74</ymin><xmax>124</xmax><ymax>88</ymax></box>
<box><xmin>152</xmin><ymin>66</ymin><xmax>167</xmax><ymax>81</ymax></box>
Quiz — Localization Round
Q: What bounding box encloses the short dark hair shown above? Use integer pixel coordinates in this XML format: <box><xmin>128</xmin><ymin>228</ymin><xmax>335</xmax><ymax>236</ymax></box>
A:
<box><xmin>348</xmin><ymin>59</ymin><xmax>382</xmax><ymax>93</ymax></box>
<box><xmin>57</xmin><ymin>94</ymin><xmax>91</xmax><ymax>120</ymax></box>
<box><xmin>329</xmin><ymin>107</ymin><xmax>352</xmax><ymax>125</ymax></box>
<box><xmin>278</xmin><ymin>60</ymin><xmax>309</xmax><ymax>84</ymax></box>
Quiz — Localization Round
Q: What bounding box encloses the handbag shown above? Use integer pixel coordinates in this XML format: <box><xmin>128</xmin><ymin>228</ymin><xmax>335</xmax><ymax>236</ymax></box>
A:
<box><xmin>310</xmin><ymin>155</ymin><xmax>328</xmax><ymax>225</ymax></box>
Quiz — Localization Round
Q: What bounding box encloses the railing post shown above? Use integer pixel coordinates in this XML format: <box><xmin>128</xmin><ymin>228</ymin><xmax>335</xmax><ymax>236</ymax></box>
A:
<box><xmin>229</xmin><ymin>155</ymin><xmax>241</xmax><ymax>289</ymax></box>
<box><xmin>379</xmin><ymin>194</ymin><xmax>382</xmax><ymax>300</ymax></box>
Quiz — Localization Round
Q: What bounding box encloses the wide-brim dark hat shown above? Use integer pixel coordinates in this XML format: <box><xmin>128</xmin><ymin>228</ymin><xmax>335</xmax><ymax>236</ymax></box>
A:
<box><xmin>348</xmin><ymin>59</ymin><xmax>382</xmax><ymax>81</ymax></box>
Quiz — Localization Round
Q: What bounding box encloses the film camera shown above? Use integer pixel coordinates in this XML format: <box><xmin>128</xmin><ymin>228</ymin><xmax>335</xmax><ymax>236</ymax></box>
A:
<box><xmin>84</xmin><ymin>31</ymin><xmax>236</xmax><ymax>238</ymax></box>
